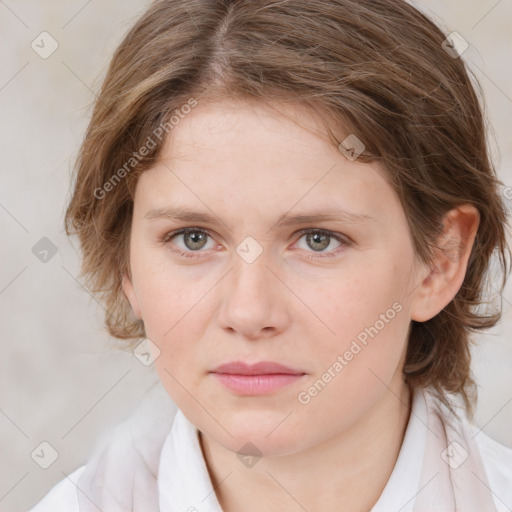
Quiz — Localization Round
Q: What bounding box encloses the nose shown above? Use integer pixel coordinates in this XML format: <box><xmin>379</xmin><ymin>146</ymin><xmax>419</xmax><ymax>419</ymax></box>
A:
<box><xmin>217</xmin><ymin>253</ymin><xmax>291</xmax><ymax>341</ymax></box>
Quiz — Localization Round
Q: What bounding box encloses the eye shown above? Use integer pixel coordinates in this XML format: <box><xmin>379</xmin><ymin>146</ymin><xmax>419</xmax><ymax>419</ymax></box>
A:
<box><xmin>161</xmin><ymin>227</ymin><xmax>351</xmax><ymax>260</ymax></box>
<box><xmin>294</xmin><ymin>229</ymin><xmax>350</xmax><ymax>258</ymax></box>
<box><xmin>161</xmin><ymin>227</ymin><xmax>216</xmax><ymax>258</ymax></box>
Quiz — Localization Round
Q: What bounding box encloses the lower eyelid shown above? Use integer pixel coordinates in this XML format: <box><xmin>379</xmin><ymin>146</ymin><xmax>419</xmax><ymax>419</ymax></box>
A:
<box><xmin>165</xmin><ymin>231</ymin><xmax>216</xmax><ymax>252</ymax></box>
<box><xmin>163</xmin><ymin>229</ymin><xmax>350</xmax><ymax>256</ymax></box>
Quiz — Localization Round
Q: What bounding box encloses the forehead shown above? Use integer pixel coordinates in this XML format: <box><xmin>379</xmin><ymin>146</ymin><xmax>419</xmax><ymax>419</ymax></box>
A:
<box><xmin>133</xmin><ymin>99</ymin><xmax>400</xmax><ymax>227</ymax></box>
<box><xmin>162</xmin><ymin>99</ymin><xmax>354</xmax><ymax>172</ymax></box>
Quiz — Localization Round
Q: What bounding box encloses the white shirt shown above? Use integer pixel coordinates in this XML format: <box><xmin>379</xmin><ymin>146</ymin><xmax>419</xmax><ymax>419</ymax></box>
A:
<box><xmin>28</xmin><ymin>386</ymin><xmax>512</xmax><ymax>512</ymax></box>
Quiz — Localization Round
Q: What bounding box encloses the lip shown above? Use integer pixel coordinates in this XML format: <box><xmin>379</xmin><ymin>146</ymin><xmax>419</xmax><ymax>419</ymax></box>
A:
<box><xmin>212</xmin><ymin>360</ymin><xmax>305</xmax><ymax>375</ymax></box>
<box><xmin>210</xmin><ymin>361</ymin><xmax>306</xmax><ymax>395</ymax></box>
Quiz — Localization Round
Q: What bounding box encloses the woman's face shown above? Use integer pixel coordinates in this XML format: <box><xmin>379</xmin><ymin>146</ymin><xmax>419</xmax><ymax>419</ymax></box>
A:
<box><xmin>123</xmin><ymin>99</ymin><xmax>427</xmax><ymax>457</ymax></box>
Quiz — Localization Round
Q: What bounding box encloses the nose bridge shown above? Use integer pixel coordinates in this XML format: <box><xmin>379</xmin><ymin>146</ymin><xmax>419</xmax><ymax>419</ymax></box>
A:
<box><xmin>228</xmin><ymin>242</ymin><xmax>274</xmax><ymax>307</ymax></box>
<box><xmin>217</xmin><ymin>241</ymin><xmax>288</xmax><ymax>338</ymax></box>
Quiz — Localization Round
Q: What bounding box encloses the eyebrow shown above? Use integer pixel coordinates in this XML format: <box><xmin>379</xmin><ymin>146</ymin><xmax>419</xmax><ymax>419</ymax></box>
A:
<box><xmin>144</xmin><ymin>206</ymin><xmax>375</xmax><ymax>230</ymax></box>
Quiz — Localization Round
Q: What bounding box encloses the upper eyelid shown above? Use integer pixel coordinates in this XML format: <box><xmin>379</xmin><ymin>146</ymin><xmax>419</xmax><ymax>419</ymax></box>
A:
<box><xmin>164</xmin><ymin>227</ymin><xmax>350</xmax><ymax>246</ymax></box>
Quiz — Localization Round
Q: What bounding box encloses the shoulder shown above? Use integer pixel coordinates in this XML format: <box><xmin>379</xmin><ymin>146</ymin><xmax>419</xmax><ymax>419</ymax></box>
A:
<box><xmin>423</xmin><ymin>388</ymin><xmax>512</xmax><ymax>511</ymax></box>
<box><xmin>469</xmin><ymin>424</ymin><xmax>512</xmax><ymax>512</ymax></box>
<box><xmin>27</xmin><ymin>466</ymin><xmax>86</xmax><ymax>512</ymax></box>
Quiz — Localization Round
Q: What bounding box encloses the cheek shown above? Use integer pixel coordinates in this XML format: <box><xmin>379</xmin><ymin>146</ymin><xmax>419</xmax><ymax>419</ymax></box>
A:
<box><xmin>134</xmin><ymin>240</ymin><xmax>411</xmax><ymax>377</ymax></box>
<box><xmin>132</xmin><ymin>244</ymin><xmax>210</xmax><ymax>323</ymax></box>
<box><xmin>129</xmin><ymin>253</ymin><xmax>207</xmax><ymax>358</ymax></box>
<box><xmin>291</xmin><ymin>273</ymin><xmax>410</xmax><ymax>435</ymax></box>
<box><xmin>314</xmin><ymin>258</ymin><xmax>406</xmax><ymax>331</ymax></box>
<box><xmin>304</xmin><ymin>257</ymin><xmax>410</xmax><ymax>381</ymax></box>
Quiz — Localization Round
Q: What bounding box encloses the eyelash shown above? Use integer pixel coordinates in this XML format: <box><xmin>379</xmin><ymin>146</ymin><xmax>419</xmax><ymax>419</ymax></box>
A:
<box><xmin>160</xmin><ymin>227</ymin><xmax>351</xmax><ymax>260</ymax></box>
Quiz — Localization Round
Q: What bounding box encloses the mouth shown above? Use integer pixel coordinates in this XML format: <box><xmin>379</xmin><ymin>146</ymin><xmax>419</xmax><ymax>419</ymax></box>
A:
<box><xmin>210</xmin><ymin>360</ymin><xmax>307</xmax><ymax>395</ymax></box>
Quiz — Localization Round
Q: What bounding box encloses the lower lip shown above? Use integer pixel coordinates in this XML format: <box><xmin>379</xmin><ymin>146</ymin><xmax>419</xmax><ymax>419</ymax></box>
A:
<box><xmin>212</xmin><ymin>373</ymin><xmax>305</xmax><ymax>395</ymax></box>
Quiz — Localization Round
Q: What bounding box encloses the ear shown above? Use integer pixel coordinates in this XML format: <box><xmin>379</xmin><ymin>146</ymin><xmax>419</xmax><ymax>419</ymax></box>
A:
<box><xmin>122</xmin><ymin>272</ymin><xmax>142</xmax><ymax>320</ymax></box>
<box><xmin>410</xmin><ymin>204</ymin><xmax>480</xmax><ymax>322</ymax></box>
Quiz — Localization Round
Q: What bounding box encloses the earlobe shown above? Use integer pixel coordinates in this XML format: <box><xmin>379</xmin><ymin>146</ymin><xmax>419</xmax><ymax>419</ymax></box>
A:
<box><xmin>409</xmin><ymin>265</ymin><xmax>436</xmax><ymax>322</ymax></box>
<box><xmin>410</xmin><ymin>204</ymin><xmax>480</xmax><ymax>323</ymax></box>
<box><xmin>122</xmin><ymin>273</ymin><xmax>142</xmax><ymax>319</ymax></box>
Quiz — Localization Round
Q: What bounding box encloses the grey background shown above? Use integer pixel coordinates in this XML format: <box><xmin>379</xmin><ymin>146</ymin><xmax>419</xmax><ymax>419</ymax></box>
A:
<box><xmin>1</xmin><ymin>1</ymin><xmax>511</xmax><ymax>510</ymax></box>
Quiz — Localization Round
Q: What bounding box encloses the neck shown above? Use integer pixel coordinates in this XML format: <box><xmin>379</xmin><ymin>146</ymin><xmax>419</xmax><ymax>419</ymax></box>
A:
<box><xmin>199</xmin><ymin>378</ymin><xmax>413</xmax><ymax>512</ymax></box>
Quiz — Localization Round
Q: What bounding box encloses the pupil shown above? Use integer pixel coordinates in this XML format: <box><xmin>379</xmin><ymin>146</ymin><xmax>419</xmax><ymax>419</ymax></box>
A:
<box><xmin>185</xmin><ymin>231</ymin><xmax>207</xmax><ymax>250</ymax></box>
<box><xmin>308</xmin><ymin>232</ymin><xmax>329</xmax><ymax>251</ymax></box>
<box><xmin>182</xmin><ymin>232</ymin><xmax>330</xmax><ymax>252</ymax></box>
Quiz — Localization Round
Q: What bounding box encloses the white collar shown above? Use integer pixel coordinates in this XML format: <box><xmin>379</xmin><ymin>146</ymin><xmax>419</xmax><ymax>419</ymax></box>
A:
<box><xmin>371</xmin><ymin>385</ymin><xmax>427</xmax><ymax>511</ymax></box>
<box><xmin>158</xmin><ymin>408</ymin><xmax>224</xmax><ymax>512</ymax></box>
<box><xmin>158</xmin><ymin>387</ymin><xmax>428</xmax><ymax>512</ymax></box>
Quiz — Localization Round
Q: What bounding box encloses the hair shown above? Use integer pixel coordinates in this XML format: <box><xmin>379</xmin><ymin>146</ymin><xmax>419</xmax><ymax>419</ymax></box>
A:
<box><xmin>64</xmin><ymin>0</ymin><xmax>510</xmax><ymax>417</ymax></box>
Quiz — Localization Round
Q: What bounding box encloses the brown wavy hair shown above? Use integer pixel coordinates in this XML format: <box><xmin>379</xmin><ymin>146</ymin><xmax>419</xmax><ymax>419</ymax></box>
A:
<box><xmin>64</xmin><ymin>0</ymin><xmax>511</xmax><ymax>416</ymax></box>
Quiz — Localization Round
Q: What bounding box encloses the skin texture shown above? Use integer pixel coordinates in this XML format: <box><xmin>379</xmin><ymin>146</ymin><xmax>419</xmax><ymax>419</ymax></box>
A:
<box><xmin>122</xmin><ymin>99</ymin><xmax>479</xmax><ymax>511</ymax></box>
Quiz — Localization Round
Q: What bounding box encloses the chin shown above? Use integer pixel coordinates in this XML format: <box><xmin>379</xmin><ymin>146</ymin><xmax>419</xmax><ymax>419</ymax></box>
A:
<box><xmin>225</xmin><ymin>433</ymin><xmax>304</xmax><ymax>459</ymax></box>
<box><xmin>209</xmin><ymin>410</ymin><xmax>306</xmax><ymax>457</ymax></box>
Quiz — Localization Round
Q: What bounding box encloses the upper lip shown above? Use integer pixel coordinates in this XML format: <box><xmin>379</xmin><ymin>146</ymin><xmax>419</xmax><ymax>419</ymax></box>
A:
<box><xmin>211</xmin><ymin>361</ymin><xmax>305</xmax><ymax>375</ymax></box>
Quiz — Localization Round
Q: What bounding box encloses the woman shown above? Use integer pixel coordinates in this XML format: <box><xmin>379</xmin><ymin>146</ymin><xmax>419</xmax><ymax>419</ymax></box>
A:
<box><xmin>30</xmin><ymin>0</ymin><xmax>512</xmax><ymax>510</ymax></box>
